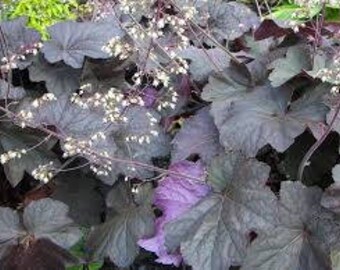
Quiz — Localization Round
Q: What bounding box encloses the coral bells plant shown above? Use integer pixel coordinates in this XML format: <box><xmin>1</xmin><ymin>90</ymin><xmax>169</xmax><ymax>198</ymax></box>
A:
<box><xmin>1</xmin><ymin>0</ymin><xmax>340</xmax><ymax>270</ymax></box>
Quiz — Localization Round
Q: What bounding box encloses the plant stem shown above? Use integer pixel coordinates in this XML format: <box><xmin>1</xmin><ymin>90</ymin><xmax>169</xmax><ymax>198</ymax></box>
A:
<box><xmin>297</xmin><ymin>97</ymin><xmax>340</xmax><ymax>181</ymax></box>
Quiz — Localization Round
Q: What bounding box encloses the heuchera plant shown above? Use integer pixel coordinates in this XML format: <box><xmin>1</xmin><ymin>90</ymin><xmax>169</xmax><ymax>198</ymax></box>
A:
<box><xmin>0</xmin><ymin>0</ymin><xmax>340</xmax><ymax>270</ymax></box>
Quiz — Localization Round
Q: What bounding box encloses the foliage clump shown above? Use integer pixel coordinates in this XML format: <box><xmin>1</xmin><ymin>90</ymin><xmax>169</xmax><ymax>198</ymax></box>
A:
<box><xmin>0</xmin><ymin>0</ymin><xmax>79</xmax><ymax>38</ymax></box>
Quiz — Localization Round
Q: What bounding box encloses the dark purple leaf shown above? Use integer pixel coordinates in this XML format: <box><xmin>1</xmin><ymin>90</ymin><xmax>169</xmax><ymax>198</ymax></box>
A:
<box><xmin>100</xmin><ymin>106</ymin><xmax>170</xmax><ymax>184</ymax></box>
<box><xmin>178</xmin><ymin>46</ymin><xmax>231</xmax><ymax>82</ymax></box>
<box><xmin>242</xmin><ymin>181</ymin><xmax>340</xmax><ymax>270</ymax></box>
<box><xmin>0</xmin><ymin>125</ymin><xmax>60</xmax><ymax>187</ymax></box>
<box><xmin>268</xmin><ymin>45</ymin><xmax>312</xmax><ymax>87</ymax></box>
<box><xmin>0</xmin><ymin>239</ymin><xmax>78</xmax><ymax>270</ymax></box>
<box><xmin>87</xmin><ymin>203</ymin><xmax>154</xmax><ymax>267</ymax></box>
<box><xmin>23</xmin><ymin>198</ymin><xmax>82</xmax><ymax>249</ymax></box>
<box><xmin>0</xmin><ymin>80</ymin><xmax>26</xmax><ymax>100</ymax></box>
<box><xmin>51</xmin><ymin>172</ymin><xmax>104</xmax><ymax>226</ymax></box>
<box><xmin>0</xmin><ymin>198</ymin><xmax>81</xmax><ymax>267</ymax></box>
<box><xmin>175</xmin><ymin>1</ymin><xmax>259</xmax><ymax>42</ymax></box>
<box><xmin>254</xmin><ymin>20</ymin><xmax>291</xmax><ymax>40</ymax></box>
<box><xmin>0</xmin><ymin>207</ymin><xmax>22</xmax><ymax>259</ymax></box>
<box><xmin>42</xmin><ymin>21</ymin><xmax>122</xmax><ymax>68</ymax></box>
<box><xmin>164</xmin><ymin>153</ymin><xmax>278</xmax><ymax>270</ymax></box>
<box><xmin>0</xmin><ymin>17</ymin><xmax>41</xmax><ymax>69</ymax></box>
<box><xmin>28</xmin><ymin>56</ymin><xmax>81</xmax><ymax>96</ymax></box>
<box><xmin>172</xmin><ymin>107</ymin><xmax>223</xmax><ymax>164</ymax></box>
<box><xmin>211</xmin><ymin>83</ymin><xmax>329</xmax><ymax>157</ymax></box>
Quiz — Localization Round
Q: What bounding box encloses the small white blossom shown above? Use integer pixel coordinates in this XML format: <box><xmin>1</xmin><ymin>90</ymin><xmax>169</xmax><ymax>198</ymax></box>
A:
<box><xmin>32</xmin><ymin>162</ymin><xmax>55</xmax><ymax>183</ymax></box>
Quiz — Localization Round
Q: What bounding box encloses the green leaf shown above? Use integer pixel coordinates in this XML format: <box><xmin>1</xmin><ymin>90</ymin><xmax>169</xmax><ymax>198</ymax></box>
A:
<box><xmin>5</xmin><ymin>0</ymin><xmax>79</xmax><ymax>37</ymax></box>
<box><xmin>269</xmin><ymin>4</ymin><xmax>321</xmax><ymax>22</ymax></box>
<box><xmin>325</xmin><ymin>7</ymin><xmax>340</xmax><ymax>22</ymax></box>
<box><xmin>67</xmin><ymin>262</ymin><xmax>103</xmax><ymax>270</ymax></box>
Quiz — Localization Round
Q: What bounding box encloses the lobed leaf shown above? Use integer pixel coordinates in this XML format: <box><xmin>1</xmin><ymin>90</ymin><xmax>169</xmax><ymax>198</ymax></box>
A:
<box><xmin>171</xmin><ymin>107</ymin><xmax>223</xmax><ymax>164</ymax></box>
<box><xmin>178</xmin><ymin>46</ymin><xmax>231</xmax><ymax>82</ymax></box>
<box><xmin>87</xmin><ymin>205</ymin><xmax>154</xmax><ymax>267</ymax></box>
<box><xmin>211</xmin><ymin>83</ymin><xmax>329</xmax><ymax>157</ymax></box>
<box><xmin>0</xmin><ymin>208</ymin><xmax>22</xmax><ymax>259</ymax></box>
<box><xmin>42</xmin><ymin>21</ymin><xmax>123</xmax><ymax>68</ymax></box>
<box><xmin>164</xmin><ymin>152</ymin><xmax>278</xmax><ymax>270</ymax></box>
<box><xmin>0</xmin><ymin>198</ymin><xmax>81</xmax><ymax>268</ymax></box>
<box><xmin>23</xmin><ymin>198</ymin><xmax>82</xmax><ymax>249</ymax></box>
<box><xmin>0</xmin><ymin>17</ymin><xmax>41</xmax><ymax>69</ymax></box>
<box><xmin>242</xmin><ymin>181</ymin><xmax>340</xmax><ymax>270</ymax></box>
<box><xmin>0</xmin><ymin>80</ymin><xmax>26</xmax><ymax>100</ymax></box>
<box><xmin>175</xmin><ymin>1</ymin><xmax>259</xmax><ymax>42</ymax></box>
<box><xmin>100</xmin><ymin>106</ymin><xmax>171</xmax><ymax>184</ymax></box>
<box><xmin>268</xmin><ymin>45</ymin><xmax>312</xmax><ymax>87</ymax></box>
<box><xmin>0</xmin><ymin>238</ymin><xmax>78</xmax><ymax>270</ymax></box>
<box><xmin>28</xmin><ymin>56</ymin><xmax>81</xmax><ymax>96</ymax></box>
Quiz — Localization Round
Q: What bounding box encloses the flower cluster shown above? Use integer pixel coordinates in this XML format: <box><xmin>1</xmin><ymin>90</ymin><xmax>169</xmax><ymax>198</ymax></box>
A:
<box><xmin>96</xmin><ymin>0</ymin><xmax>192</xmax><ymax>97</ymax></box>
<box><xmin>318</xmin><ymin>54</ymin><xmax>340</xmax><ymax>94</ymax></box>
<box><xmin>63</xmin><ymin>132</ymin><xmax>105</xmax><ymax>158</ymax></box>
<box><xmin>102</xmin><ymin>37</ymin><xmax>133</xmax><ymax>60</ymax></box>
<box><xmin>63</xmin><ymin>134</ymin><xmax>113</xmax><ymax>176</ymax></box>
<box><xmin>31</xmin><ymin>93</ymin><xmax>57</xmax><ymax>108</ymax></box>
<box><xmin>17</xmin><ymin>110</ymin><xmax>33</xmax><ymax>128</ymax></box>
<box><xmin>156</xmin><ymin>88</ymin><xmax>178</xmax><ymax>111</ymax></box>
<box><xmin>0</xmin><ymin>42</ymin><xmax>42</xmax><ymax>73</ymax></box>
<box><xmin>85</xmin><ymin>0</ymin><xmax>115</xmax><ymax>21</ymax></box>
<box><xmin>119</xmin><ymin>0</ymin><xmax>154</xmax><ymax>16</ymax></box>
<box><xmin>32</xmin><ymin>161</ymin><xmax>55</xmax><ymax>183</ymax></box>
<box><xmin>71</xmin><ymin>88</ymin><xmax>130</xmax><ymax>123</ymax></box>
<box><xmin>0</xmin><ymin>149</ymin><xmax>27</xmax><ymax>164</ymax></box>
<box><xmin>14</xmin><ymin>93</ymin><xmax>56</xmax><ymax>128</ymax></box>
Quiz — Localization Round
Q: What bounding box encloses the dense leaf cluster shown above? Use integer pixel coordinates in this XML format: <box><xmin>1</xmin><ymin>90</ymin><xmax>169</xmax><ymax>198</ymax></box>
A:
<box><xmin>0</xmin><ymin>0</ymin><xmax>80</xmax><ymax>39</ymax></box>
<box><xmin>0</xmin><ymin>1</ymin><xmax>340</xmax><ymax>270</ymax></box>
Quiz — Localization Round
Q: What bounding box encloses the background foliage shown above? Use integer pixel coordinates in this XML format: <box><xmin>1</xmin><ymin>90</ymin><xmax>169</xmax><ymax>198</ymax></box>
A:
<box><xmin>0</xmin><ymin>0</ymin><xmax>81</xmax><ymax>39</ymax></box>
